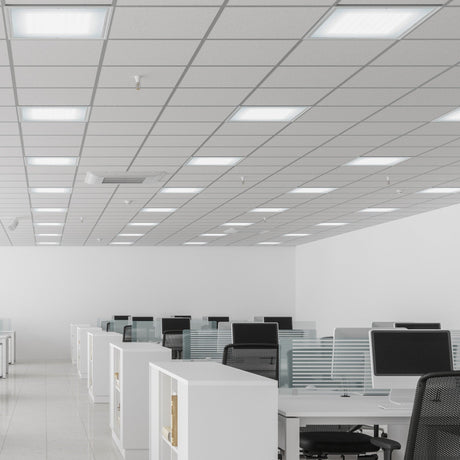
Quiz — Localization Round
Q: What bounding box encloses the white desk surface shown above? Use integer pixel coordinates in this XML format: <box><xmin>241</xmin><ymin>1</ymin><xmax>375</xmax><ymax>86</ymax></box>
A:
<box><xmin>278</xmin><ymin>392</ymin><xmax>411</xmax><ymax>422</ymax></box>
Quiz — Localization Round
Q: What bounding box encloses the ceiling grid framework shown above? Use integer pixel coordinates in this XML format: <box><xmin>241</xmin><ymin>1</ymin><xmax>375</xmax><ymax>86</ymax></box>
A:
<box><xmin>0</xmin><ymin>1</ymin><xmax>459</xmax><ymax>245</ymax></box>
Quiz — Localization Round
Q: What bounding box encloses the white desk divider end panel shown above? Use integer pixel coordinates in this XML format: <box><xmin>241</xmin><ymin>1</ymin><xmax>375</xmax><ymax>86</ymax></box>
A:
<box><xmin>76</xmin><ymin>326</ymin><xmax>101</xmax><ymax>379</ymax></box>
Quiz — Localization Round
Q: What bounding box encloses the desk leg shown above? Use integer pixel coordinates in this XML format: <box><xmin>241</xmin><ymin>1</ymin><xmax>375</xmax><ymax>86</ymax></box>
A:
<box><xmin>279</xmin><ymin>417</ymin><xmax>299</xmax><ymax>460</ymax></box>
<box><xmin>387</xmin><ymin>424</ymin><xmax>409</xmax><ymax>460</ymax></box>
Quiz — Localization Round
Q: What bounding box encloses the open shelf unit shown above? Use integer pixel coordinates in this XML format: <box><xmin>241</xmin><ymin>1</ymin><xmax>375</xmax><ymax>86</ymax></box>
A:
<box><xmin>109</xmin><ymin>342</ymin><xmax>171</xmax><ymax>460</ymax></box>
<box><xmin>88</xmin><ymin>331</ymin><xmax>122</xmax><ymax>403</ymax></box>
<box><xmin>150</xmin><ymin>361</ymin><xmax>278</xmax><ymax>460</ymax></box>
<box><xmin>76</xmin><ymin>326</ymin><xmax>101</xmax><ymax>378</ymax></box>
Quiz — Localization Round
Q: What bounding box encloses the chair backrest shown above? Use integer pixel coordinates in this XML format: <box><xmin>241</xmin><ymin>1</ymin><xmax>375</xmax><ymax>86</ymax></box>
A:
<box><xmin>106</xmin><ymin>321</ymin><xmax>112</xmax><ymax>332</ymax></box>
<box><xmin>222</xmin><ymin>343</ymin><xmax>279</xmax><ymax>381</ymax></box>
<box><xmin>405</xmin><ymin>371</ymin><xmax>460</xmax><ymax>460</ymax></box>
<box><xmin>162</xmin><ymin>330</ymin><xmax>184</xmax><ymax>359</ymax></box>
<box><xmin>123</xmin><ymin>325</ymin><xmax>132</xmax><ymax>342</ymax></box>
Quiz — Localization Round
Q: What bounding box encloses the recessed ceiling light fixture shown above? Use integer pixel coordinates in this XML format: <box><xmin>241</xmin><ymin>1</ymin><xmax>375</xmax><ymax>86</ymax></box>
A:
<box><xmin>9</xmin><ymin>7</ymin><xmax>110</xmax><ymax>39</ymax></box>
<box><xmin>30</xmin><ymin>187</ymin><xmax>72</xmax><ymax>194</ymax></box>
<box><xmin>32</xmin><ymin>208</ymin><xmax>67</xmax><ymax>213</ymax></box>
<box><xmin>419</xmin><ymin>187</ymin><xmax>460</xmax><ymax>194</ymax></box>
<box><xmin>36</xmin><ymin>233</ymin><xmax>61</xmax><ymax>237</ymax></box>
<box><xmin>160</xmin><ymin>188</ymin><xmax>203</xmax><ymax>194</ymax></box>
<box><xmin>20</xmin><ymin>106</ymin><xmax>88</xmax><ymax>122</ymax></box>
<box><xmin>110</xmin><ymin>242</ymin><xmax>133</xmax><ymax>246</ymax></box>
<box><xmin>250</xmin><ymin>208</ymin><xmax>288</xmax><ymax>213</ymax></box>
<box><xmin>187</xmin><ymin>157</ymin><xmax>242</xmax><ymax>166</ymax></box>
<box><xmin>434</xmin><ymin>108</ymin><xmax>460</xmax><ymax>122</ymax></box>
<box><xmin>128</xmin><ymin>222</ymin><xmax>158</xmax><ymax>227</ymax></box>
<box><xmin>258</xmin><ymin>242</ymin><xmax>281</xmax><ymax>245</ymax></box>
<box><xmin>360</xmin><ymin>208</ymin><xmax>398</xmax><ymax>213</ymax></box>
<box><xmin>141</xmin><ymin>208</ymin><xmax>176</xmax><ymax>213</ymax></box>
<box><xmin>27</xmin><ymin>157</ymin><xmax>78</xmax><ymax>166</ymax></box>
<box><xmin>184</xmin><ymin>241</ymin><xmax>207</xmax><ymax>245</ymax></box>
<box><xmin>201</xmin><ymin>233</ymin><xmax>227</xmax><ymax>237</ymax></box>
<box><xmin>283</xmin><ymin>233</ymin><xmax>310</xmax><ymax>237</ymax></box>
<box><xmin>346</xmin><ymin>157</ymin><xmax>408</xmax><ymax>166</ymax></box>
<box><xmin>311</xmin><ymin>6</ymin><xmax>436</xmax><ymax>39</ymax></box>
<box><xmin>37</xmin><ymin>241</ymin><xmax>59</xmax><ymax>245</ymax></box>
<box><xmin>222</xmin><ymin>222</ymin><xmax>253</xmax><ymax>227</ymax></box>
<box><xmin>317</xmin><ymin>222</ymin><xmax>348</xmax><ymax>227</ymax></box>
<box><xmin>290</xmin><ymin>187</ymin><xmax>336</xmax><ymax>194</ymax></box>
<box><xmin>34</xmin><ymin>223</ymin><xmax>64</xmax><ymax>227</ymax></box>
<box><xmin>230</xmin><ymin>106</ymin><xmax>308</xmax><ymax>122</ymax></box>
<box><xmin>118</xmin><ymin>233</ymin><xmax>144</xmax><ymax>237</ymax></box>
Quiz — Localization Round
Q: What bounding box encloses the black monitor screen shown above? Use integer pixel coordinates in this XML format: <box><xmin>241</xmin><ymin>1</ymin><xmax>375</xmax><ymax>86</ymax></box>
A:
<box><xmin>162</xmin><ymin>318</ymin><xmax>190</xmax><ymax>333</ymax></box>
<box><xmin>264</xmin><ymin>316</ymin><xmax>293</xmax><ymax>330</ymax></box>
<box><xmin>132</xmin><ymin>316</ymin><xmax>153</xmax><ymax>322</ymax></box>
<box><xmin>208</xmin><ymin>316</ymin><xmax>229</xmax><ymax>324</ymax></box>
<box><xmin>371</xmin><ymin>330</ymin><xmax>452</xmax><ymax>376</ymax></box>
<box><xmin>232</xmin><ymin>323</ymin><xmax>278</xmax><ymax>345</ymax></box>
<box><xmin>174</xmin><ymin>315</ymin><xmax>191</xmax><ymax>319</ymax></box>
<box><xmin>395</xmin><ymin>322</ymin><xmax>441</xmax><ymax>330</ymax></box>
<box><xmin>113</xmin><ymin>315</ymin><xmax>130</xmax><ymax>320</ymax></box>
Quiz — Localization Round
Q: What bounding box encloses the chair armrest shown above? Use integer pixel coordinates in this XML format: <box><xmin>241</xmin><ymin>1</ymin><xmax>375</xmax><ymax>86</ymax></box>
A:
<box><xmin>370</xmin><ymin>437</ymin><xmax>401</xmax><ymax>451</ymax></box>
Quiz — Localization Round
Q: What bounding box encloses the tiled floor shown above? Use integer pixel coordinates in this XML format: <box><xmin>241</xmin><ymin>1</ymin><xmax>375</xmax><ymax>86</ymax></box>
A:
<box><xmin>0</xmin><ymin>362</ymin><xmax>123</xmax><ymax>460</ymax></box>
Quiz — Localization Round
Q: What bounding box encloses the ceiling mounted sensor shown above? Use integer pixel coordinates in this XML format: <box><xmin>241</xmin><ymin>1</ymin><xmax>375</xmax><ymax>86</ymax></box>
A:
<box><xmin>85</xmin><ymin>171</ymin><xmax>168</xmax><ymax>186</ymax></box>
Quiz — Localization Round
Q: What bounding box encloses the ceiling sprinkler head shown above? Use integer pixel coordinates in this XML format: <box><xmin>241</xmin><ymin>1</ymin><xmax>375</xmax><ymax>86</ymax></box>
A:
<box><xmin>124</xmin><ymin>199</ymin><xmax>133</xmax><ymax>205</ymax></box>
<box><xmin>7</xmin><ymin>217</ymin><xmax>19</xmax><ymax>231</ymax></box>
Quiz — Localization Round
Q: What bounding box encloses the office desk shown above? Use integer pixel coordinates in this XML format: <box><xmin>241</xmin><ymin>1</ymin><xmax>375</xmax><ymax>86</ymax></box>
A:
<box><xmin>278</xmin><ymin>392</ymin><xmax>411</xmax><ymax>460</ymax></box>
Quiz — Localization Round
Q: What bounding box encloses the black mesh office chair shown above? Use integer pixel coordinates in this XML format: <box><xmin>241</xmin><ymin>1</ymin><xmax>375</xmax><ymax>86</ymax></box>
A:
<box><xmin>222</xmin><ymin>343</ymin><xmax>279</xmax><ymax>381</ymax></box>
<box><xmin>123</xmin><ymin>325</ymin><xmax>132</xmax><ymax>342</ymax></box>
<box><xmin>106</xmin><ymin>321</ymin><xmax>112</xmax><ymax>332</ymax></box>
<box><xmin>371</xmin><ymin>371</ymin><xmax>460</xmax><ymax>460</ymax></box>
<box><xmin>162</xmin><ymin>330</ymin><xmax>184</xmax><ymax>359</ymax></box>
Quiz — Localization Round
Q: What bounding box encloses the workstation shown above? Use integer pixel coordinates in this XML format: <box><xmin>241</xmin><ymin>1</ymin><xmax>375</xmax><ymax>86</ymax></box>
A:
<box><xmin>0</xmin><ymin>1</ymin><xmax>459</xmax><ymax>459</ymax></box>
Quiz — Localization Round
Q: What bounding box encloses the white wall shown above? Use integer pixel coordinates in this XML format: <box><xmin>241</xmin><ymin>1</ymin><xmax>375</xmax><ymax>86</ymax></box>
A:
<box><xmin>295</xmin><ymin>203</ymin><xmax>460</xmax><ymax>337</ymax></box>
<box><xmin>0</xmin><ymin>247</ymin><xmax>295</xmax><ymax>361</ymax></box>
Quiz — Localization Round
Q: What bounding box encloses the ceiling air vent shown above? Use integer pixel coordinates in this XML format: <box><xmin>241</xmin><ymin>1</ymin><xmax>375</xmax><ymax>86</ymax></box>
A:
<box><xmin>85</xmin><ymin>171</ymin><xmax>167</xmax><ymax>185</ymax></box>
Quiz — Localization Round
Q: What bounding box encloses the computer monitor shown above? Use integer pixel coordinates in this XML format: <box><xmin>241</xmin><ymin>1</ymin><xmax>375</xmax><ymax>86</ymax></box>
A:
<box><xmin>132</xmin><ymin>316</ymin><xmax>153</xmax><ymax>322</ymax></box>
<box><xmin>372</xmin><ymin>322</ymin><xmax>395</xmax><ymax>328</ymax></box>
<box><xmin>370</xmin><ymin>330</ymin><xmax>452</xmax><ymax>404</ymax></box>
<box><xmin>232</xmin><ymin>323</ymin><xmax>278</xmax><ymax>345</ymax></box>
<box><xmin>207</xmin><ymin>316</ymin><xmax>229</xmax><ymax>326</ymax></box>
<box><xmin>395</xmin><ymin>322</ymin><xmax>441</xmax><ymax>330</ymax></box>
<box><xmin>162</xmin><ymin>318</ymin><xmax>190</xmax><ymax>333</ymax></box>
<box><xmin>263</xmin><ymin>316</ymin><xmax>293</xmax><ymax>330</ymax></box>
<box><xmin>334</xmin><ymin>327</ymin><xmax>371</xmax><ymax>340</ymax></box>
<box><xmin>113</xmin><ymin>315</ymin><xmax>130</xmax><ymax>320</ymax></box>
<box><xmin>174</xmin><ymin>315</ymin><xmax>191</xmax><ymax>319</ymax></box>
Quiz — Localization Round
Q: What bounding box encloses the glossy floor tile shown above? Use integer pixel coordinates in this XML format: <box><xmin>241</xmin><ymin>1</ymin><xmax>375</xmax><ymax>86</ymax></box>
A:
<box><xmin>0</xmin><ymin>362</ymin><xmax>123</xmax><ymax>460</ymax></box>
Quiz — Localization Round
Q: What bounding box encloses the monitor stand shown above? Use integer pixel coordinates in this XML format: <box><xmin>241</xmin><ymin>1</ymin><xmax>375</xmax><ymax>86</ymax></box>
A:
<box><xmin>379</xmin><ymin>389</ymin><xmax>415</xmax><ymax>410</ymax></box>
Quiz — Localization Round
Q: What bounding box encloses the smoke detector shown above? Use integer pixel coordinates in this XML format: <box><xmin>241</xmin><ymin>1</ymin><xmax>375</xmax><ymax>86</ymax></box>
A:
<box><xmin>85</xmin><ymin>171</ymin><xmax>167</xmax><ymax>185</ymax></box>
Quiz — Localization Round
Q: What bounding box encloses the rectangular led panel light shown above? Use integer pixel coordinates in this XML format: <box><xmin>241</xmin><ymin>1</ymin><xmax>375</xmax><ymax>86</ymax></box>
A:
<box><xmin>231</xmin><ymin>106</ymin><xmax>308</xmax><ymax>122</ymax></box>
<box><xmin>110</xmin><ymin>242</ymin><xmax>133</xmax><ymax>245</ymax></box>
<box><xmin>435</xmin><ymin>108</ymin><xmax>460</xmax><ymax>122</ymax></box>
<box><xmin>346</xmin><ymin>157</ymin><xmax>407</xmax><ymax>166</ymax></box>
<box><xmin>118</xmin><ymin>233</ymin><xmax>144</xmax><ymax>237</ymax></box>
<box><xmin>360</xmin><ymin>208</ymin><xmax>398</xmax><ymax>213</ymax></box>
<box><xmin>37</xmin><ymin>242</ymin><xmax>59</xmax><ymax>245</ymax></box>
<box><xmin>290</xmin><ymin>187</ymin><xmax>336</xmax><ymax>194</ymax></box>
<box><xmin>317</xmin><ymin>222</ymin><xmax>348</xmax><ymax>227</ymax></box>
<box><xmin>187</xmin><ymin>157</ymin><xmax>242</xmax><ymax>166</ymax></box>
<box><xmin>10</xmin><ymin>7</ymin><xmax>110</xmax><ymax>39</ymax></box>
<box><xmin>30</xmin><ymin>187</ymin><xmax>72</xmax><ymax>194</ymax></box>
<box><xmin>36</xmin><ymin>234</ymin><xmax>61</xmax><ymax>237</ymax></box>
<box><xmin>141</xmin><ymin>208</ymin><xmax>176</xmax><ymax>213</ymax></box>
<box><xmin>34</xmin><ymin>223</ymin><xmax>64</xmax><ymax>227</ymax></box>
<box><xmin>283</xmin><ymin>233</ymin><xmax>310</xmax><ymax>237</ymax></box>
<box><xmin>311</xmin><ymin>7</ymin><xmax>435</xmax><ymax>39</ymax></box>
<box><xmin>27</xmin><ymin>157</ymin><xmax>78</xmax><ymax>166</ymax></box>
<box><xmin>160</xmin><ymin>188</ymin><xmax>203</xmax><ymax>194</ymax></box>
<box><xmin>128</xmin><ymin>223</ymin><xmax>158</xmax><ymax>227</ymax></box>
<box><xmin>258</xmin><ymin>242</ymin><xmax>281</xmax><ymax>245</ymax></box>
<box><xmin>251</xmin><ymin>208</ymin><xmax>288</xmax><ymax>213</ymax></box>
<box><xmin>33</xmin><ymin>208</ymin><xmax>67</xmax><ymax>213</ymax></box>
<box><xmin>184</xmin><ymin>242</ymin><xmax>207</xmax><ymax>245</ymax></box>
<box><xmin>419</xmin><ymin>188</ymin><xmax>460</xmax><ymax>194</ymax></box>
<box><xmin>21</xmin><ymin>106</ymin><xmax>88</xmax><ymax>122</ymax></box>
<box><xmin>201</xmin><ymin>234</ymin><xmax>227</xmax><ymax>237</ymax></box>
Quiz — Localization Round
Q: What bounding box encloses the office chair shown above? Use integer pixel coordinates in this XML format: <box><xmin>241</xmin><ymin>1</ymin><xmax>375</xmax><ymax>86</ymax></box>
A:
<box><xmin>123</xmin><ymin>325</ymin><xmax>132</xmax><ymax>343</ymax></box>
<box><xmin>162</xmin><ymin>330</ymin><xmax>184</xmax><ymax>359</ymax></box>
<box><xmin>222</xmin><ymin>343</ymin><xmax>279</xmax><ymax>381</ymax></box>
<box><xmin>371</xmin><ymin>371</ymin><xmax>460</xmax><ymax>460</ymax></box>
<box><xmin>105</xmin><ymin>321</ymin><xmax>112</xmax><ymax>332</ymax></box>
